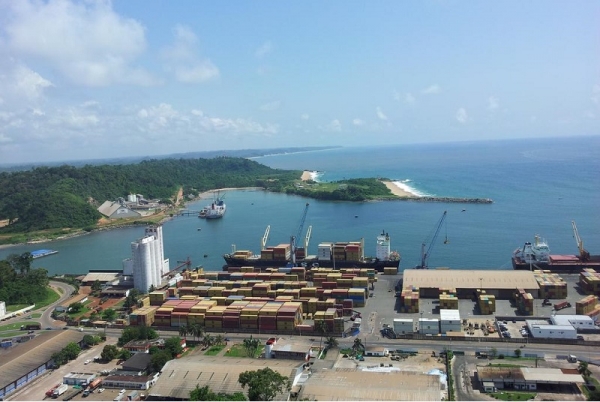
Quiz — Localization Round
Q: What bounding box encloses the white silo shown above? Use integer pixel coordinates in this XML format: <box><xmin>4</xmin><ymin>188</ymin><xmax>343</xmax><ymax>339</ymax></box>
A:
<box><xmin>127</xmin><ymin>194</ymin><xmax>137</xmax><ymax>203</ymax></box>
<box><xmin>132</xmin><ymin>236</ymin><xmax>155</xmax><ymax>293</ymax></box>
<box><xmin>376</xmin><ymin>231</ymin><xmax>391</xmax><ymax>260</ymax></box>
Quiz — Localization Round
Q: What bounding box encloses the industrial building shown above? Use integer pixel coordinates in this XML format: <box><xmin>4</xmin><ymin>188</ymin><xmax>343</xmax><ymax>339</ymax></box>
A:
<box><xmin>477</xmin><ymin>367</ymin><xmax>584</xmax><ymax>392</ymax></box>
<box><xmin>148</xmin><ymin>357</ymin><xmax>300</xmax><ymax>400</ymax></box>
<box><xmin>97</xmin><ymin>200</ymin><xmax>142</xmax><ymax>219</ymax></box>
<box><xmin>125</xmin><ymin>225</ymin><xmax>170</xmax><ymax>293</ymax></box>
<box><xmin>63</xmin><ymin>372</ymin><xmax>96</xmax><ymax>386</ymax></box>
<box><xmin>102</xmin><ymin>374</ymin><xmax>156</xmax><ymax>390</ymax></box>
<box><xmin>267</xmin><ymin>338</ymin><xmax>312</xmax><ymax>360</ymax></box>
<box><xmin>526</xmin><ymin>319</ymin><xmax>578</xmax><ymax>339</ymax></box>
<box><xmin>0</xmin><ymin>331</ymin><xmax>85</xmax><ymax>400</ymax></box>
<box><xmin>550</xmin><ymin>314</ymin><xmax>595</xmax><ymax>330</ymax></box>
<box><xmin>439</xmin><ymin>309</ymin><xmax>461</xmax><ymax>333</ymax></box>
<box><xmin>296</xmin><ymin>369</ymin><xmax>442</xmax><ymax>401</ymax></box>
<box><xmin>402</xmin><ymin>269</ymin><xmax>539</xmax><ymax>299</ymax></box>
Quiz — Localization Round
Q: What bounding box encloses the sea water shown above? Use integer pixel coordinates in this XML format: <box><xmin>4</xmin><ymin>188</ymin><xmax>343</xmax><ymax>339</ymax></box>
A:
<box><xmin>1</xmin><ymin>136</ymin><xmax>598</xmax><ymax>275</ymax></box>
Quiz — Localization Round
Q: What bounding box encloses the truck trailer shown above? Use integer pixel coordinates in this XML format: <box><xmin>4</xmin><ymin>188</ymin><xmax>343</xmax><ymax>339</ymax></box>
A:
<box><xmin>52</xmin><ymin>384</ymin><xmax>68</xmax><ymax>398</ymax></box>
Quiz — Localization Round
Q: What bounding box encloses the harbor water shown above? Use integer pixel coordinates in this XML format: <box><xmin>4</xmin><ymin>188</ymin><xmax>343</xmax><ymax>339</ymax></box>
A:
<box><xmin>1</xmin><ymin>136</ymin><xmax>598</xmax><ymax>276</ymax></box>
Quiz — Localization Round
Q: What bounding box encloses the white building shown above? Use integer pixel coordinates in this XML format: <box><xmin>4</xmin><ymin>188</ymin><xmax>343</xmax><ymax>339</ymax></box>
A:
<box><xmin>440</xmin><ymin>309</ymin><xmax>461</xmax><ymax>334</ymax></box>
<box><xmin>0</xmin><ymin>301</ymin><xmax>5</xmax><ymax>319</ymax></box>
<box><xmin>131</xmin><ymin>226</ymin><xmax>170</xmax><ymax>293</ymax></box>
<box><xmin>526</xmin><ymin>319</ymin><xmax>577</xmax><ymax>339</ymax></box>
<box><xmin>551</xmin><ymin>315</ymin><xmax>595</xmax><ymax>330</ymax></box>
<box><xmin>375</xmin><ymin>232</ymin><xmax>391</xmax><ymax>260</ymax></box>
<box><xmin>393</xmin><ymin>318</ymin><xmax>414</xmax><ymax>335</ymax></box>
<box><xmin>418</xmin><ymin>318</ymin><xmax>440</xmax><ymax>335</ymax></box>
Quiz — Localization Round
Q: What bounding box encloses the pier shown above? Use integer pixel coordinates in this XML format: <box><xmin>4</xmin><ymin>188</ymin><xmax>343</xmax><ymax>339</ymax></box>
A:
<box><xmin>177</xmin><ymin>210</ymin><xmax>202</xmax><ymax>216</ymax></box>
<box><xmin>388</xmin><ymin>196</ymin><xmax>493</xmax><ymax>204</ymax></box>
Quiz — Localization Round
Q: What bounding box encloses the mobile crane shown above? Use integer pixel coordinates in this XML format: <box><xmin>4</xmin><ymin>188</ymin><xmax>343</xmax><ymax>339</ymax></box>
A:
<box><xmin>291</xmin><ymin>203</ymin><xmax>310</xmax><ymax>265</ymax></box>
<box><xmin>416</xmin><ymin>211</ymin><xmax>448</xmax><ymax>269</ymax></box>
<box><xmin>572</xmin><ymin>220</ymin><xmax>590</xmax><ymax>261</ymax></box>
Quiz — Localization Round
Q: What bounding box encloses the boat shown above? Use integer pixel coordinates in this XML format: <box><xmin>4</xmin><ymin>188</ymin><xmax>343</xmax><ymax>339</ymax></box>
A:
<box><xmin>512</xmin><ymin>228</ymin><xmax>600</xmax><ymax>272</ymax></box>
<box><xmin>30</xmin><ymin>249</ymin><xmax>59</xmax><ymax>259</ymax></box>
<box><xmin>198</xmin><ymin>192</ymin><xmax>226</xmax><ymax>219</ymax></box>
<box><xmin>223</xmin><ymin>231</ymin><xmax>401</xmax><ymax>272</ymax></box>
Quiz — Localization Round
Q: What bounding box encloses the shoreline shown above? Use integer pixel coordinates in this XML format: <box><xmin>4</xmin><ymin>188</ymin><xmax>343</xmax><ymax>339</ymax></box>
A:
<box><xmin>301</xmin><ymin>170</ymin><xmax>318</xmax><ymax>181</ymax></box>
<box><xmin>381</xmin><ymin>180</ymin><xmax>419</xmax><ymax>198</ymax></box>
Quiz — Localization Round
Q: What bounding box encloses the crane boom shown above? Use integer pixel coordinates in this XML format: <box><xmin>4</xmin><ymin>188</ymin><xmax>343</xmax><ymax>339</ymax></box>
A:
<box><xmin>261</xmin><ymin>225</ymin><xmax>271</xmax><ymax>251</ymax></box>
<box><xmin>417</xmin><ymin>211</ymin><xmax>448</xmax><ymax>269</ymax></box>
<box><xmin>571</xmin><ymin>220</ymin><xmax>590</xmax><ymax>261</ymax></box>
<box><xmin>304</xmin><ymin>225</ymin><xmax>312</xmax><ymax>253</ymax></box>
<box><xmin>291</xmin><ymin>203</ymin><xmax>310</xmax><ymax>265</ymax></box>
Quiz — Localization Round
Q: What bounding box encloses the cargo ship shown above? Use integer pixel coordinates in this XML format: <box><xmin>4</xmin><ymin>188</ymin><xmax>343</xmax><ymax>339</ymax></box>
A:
<box><xmin>199</xmin><ymin>192</ymin><xmax>226</xmax><ymax>219</ymax></box>
<box><xmin>223</xmin><ymin>231</ymin><xmax>401</xmax><ymax>272</ymax></box>
<box><xmin>512</xmin><ymin>224</ymin><xmax>600</xmax><ymax>272</ymax></box>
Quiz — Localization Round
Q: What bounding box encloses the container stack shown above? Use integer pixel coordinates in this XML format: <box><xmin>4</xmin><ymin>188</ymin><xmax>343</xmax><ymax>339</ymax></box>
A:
<box><xmin>347</xmin><ymin>288</ymin><xmax>366</xmax><ymax>307</ymax></box>
<box><xmin>273</xmin><ymin>244</ymin><xmax>291</xmax><ymax>261</ymax></box>
<box><xmin>401</xmin><ymin>287</ymin><xmax>420</xmax><ymax>313</ymax></box>
<box><xmin>477</xmin><ymin>290</ymin><xmax>496</xmax><ymax>314</ymax></box>
<box><xmin>129</xmin><ymin>306</ymin><xmax>158</xmax><ymax>326</ymax></box>
<box><xmin>514</xmin><ymin>288</ymin><xmax>534</xmax><ymax>315</ymax></box>
<box><xmin>333</xmin><ymin>243</ymin><xmax>347</xmax><ymax>262</ymax></box>
<box><xmin>576</xmin><ymin>295</ymin><xmax>599</xmax><ymax>315</ymax></box>
<box><xmin>533</xmin><ymin>270</ymin><xmax>568</xmax><ymax>299</ymax></box>
<box><xmin>383</xmin><ymin>267</ymin><xmax>398</xmax><ymax>275</ymax></box>
<box><xmin>342</xmin><ymin>299</ymin><xmax>354</xmax><ymax>316</ymax></box>
<box><xmin>439</xmin><ymin>292</ymin><xmax>458</xmax><ymax>310</ymax></box>
<box><xmin>149</xmin><ymin>290</ymin><xmax>168</xmax><ymax>306</ymax></box>
<box><xmin>579</xmin><ymin>269</ymin><xmax>600</xmax><ymax>295</ymax></box>
<box><xmin>345</xmin><ymin>243</ymin><xmax>361</xmax><ymax>261</ymax></box>
<box><xmin>261</xmin><ymin>248</ymin><xmax>274</xmax><ymax>260</ymax></box>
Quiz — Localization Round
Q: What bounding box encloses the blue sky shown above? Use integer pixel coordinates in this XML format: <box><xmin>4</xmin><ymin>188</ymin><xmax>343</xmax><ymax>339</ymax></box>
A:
<box><xmin>0</xmin><ymin>0</ymin><xmax>598</xmax><ymax>164</ymax></box>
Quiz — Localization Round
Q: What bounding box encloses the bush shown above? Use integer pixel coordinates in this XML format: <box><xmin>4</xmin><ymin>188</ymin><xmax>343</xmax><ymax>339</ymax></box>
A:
<box><xmin>498</xmin><ymin>354</ymin><xmax>505</xmax><ymax>359</ymax></box>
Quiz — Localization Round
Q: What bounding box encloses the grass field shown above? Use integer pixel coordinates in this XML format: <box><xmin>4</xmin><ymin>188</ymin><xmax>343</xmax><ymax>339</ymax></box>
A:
<box><xmin>489</xmin><ymin>391</ymin><xmax>536</xmax><ymax>401</ymax></box>
<box><xmin>36</xmin><ymin>287</ymin><xmax>62</xmax><ymax>309</ymax></box>
<box><xmin>5</xmin><ymin>304</ymin><xmax>29</xmax><ymax>312</ymax></box>
<box><xmin>204</xmin><ymin>345</ymin><xmax>225</xmax><ymax>356</ymax></box>
<box><xmin>0</xmin><ymin>321</ymin><xmax>39</xmax><ymax>332</ymax></box>
<box><xmin>224</xmin><ymin>344</ymin><xmax>265</xmax><ymax>358</ymax></box>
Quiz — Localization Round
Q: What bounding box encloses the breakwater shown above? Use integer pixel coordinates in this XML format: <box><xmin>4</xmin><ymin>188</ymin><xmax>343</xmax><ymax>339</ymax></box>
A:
<box><xmin>414</xmin><ymin>196</ymin><xmax>493</xmax><ymax>204</ymax></box>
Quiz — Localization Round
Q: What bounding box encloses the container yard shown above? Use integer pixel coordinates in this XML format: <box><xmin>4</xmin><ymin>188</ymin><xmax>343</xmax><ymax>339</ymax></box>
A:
<box><xmin>129</xmin><ymin>266</ymin><xmax>378</xmax><ymax>336</ymax></box>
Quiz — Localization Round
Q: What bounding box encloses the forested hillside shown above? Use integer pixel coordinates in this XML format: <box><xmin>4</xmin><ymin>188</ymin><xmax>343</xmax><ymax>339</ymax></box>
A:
<box><xmin>0</xmin><ymin>157</ymin><xmax>300</xmax><ymax>232</ymax></box>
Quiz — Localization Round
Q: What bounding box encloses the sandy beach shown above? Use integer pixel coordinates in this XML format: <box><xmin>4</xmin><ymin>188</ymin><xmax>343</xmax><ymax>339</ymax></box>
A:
<box><xmin>382</xmin><ymin>180</ymin><xmax>419</xmax><ymax>198</ymax></box>
<box><xmin>301</xmin><ymin>170</ymin><xmax>314</xmax><ymax>181</ymax></box>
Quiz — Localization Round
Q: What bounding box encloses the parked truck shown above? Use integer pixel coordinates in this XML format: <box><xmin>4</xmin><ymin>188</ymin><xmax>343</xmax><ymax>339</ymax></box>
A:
<box><xmin>554</xmin><ymin>301</ymin><xmax>572</xmax><ymax>311</ymax></box>
<box><xmin>52</xmin><ymin>384</ymin><xmax>68</xmax><ymax>398</ymax></box>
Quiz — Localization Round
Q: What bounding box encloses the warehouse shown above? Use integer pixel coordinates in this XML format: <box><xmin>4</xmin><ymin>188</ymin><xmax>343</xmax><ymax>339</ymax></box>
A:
<box><xmin>403</xmin><ymin>269</ymin><xmax>539</xmax><ymax>299</ymax></box>
<box><xmin>477</xmin><ymin>367</ymin><xmax>584</xmax><ymax>391</ymax></box>
<box><xmin>440</xmin><ymin>309</ymin><xmax>461</xmax><ymax>334</ymax></box>
<box><xmin>268</xmin><ymin>338</ymin><xmax>312</xmax><ymax>360</ymax></box>
<box><xmin>526</xmin><ymin>319</ymin><xmax>577</xmax><ymax>339</ymax></box>
<box><xmin>0</xmin><ymin>331</ymin><xmax>85</xmax><ymax>400</ymax></box>
<box><xmin>297</xmin><ymin>369</ymin><xmax>442</xmax><ymax>401</ymax></box>
<box><xmin>550</xmin><ymin>315</ymin><xmax>595</xmax><ymax>330</ymax></box>
<box><xmin>147</xmin><ymin>356</ymin><xmax>301</xmax><ymax>400</ymax></box>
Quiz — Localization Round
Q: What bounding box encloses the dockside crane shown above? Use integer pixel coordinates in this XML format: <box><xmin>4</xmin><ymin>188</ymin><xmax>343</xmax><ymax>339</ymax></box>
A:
<box><xmin>291</xmin><ymin>203</ymin><xmax>310</xmax><ymax>265</ymax></box>
<box><xmin>571</xmin><ymin>220</ymin><xmax>590</xmax><ymax>261</ymax></box>
<box><xmin>416</xmin><ymin>211</ymin><xmax>448</xmax><ymax>269</ymax></box>
<box><xmin>261</xmin><ymin>225</ymin><xmax>271</xmax><ymax>251</ymax></box>
<box><xmin>163</xmin><ymin>257</ymin><xmax>192</xmax><ymax>277</ymax></box>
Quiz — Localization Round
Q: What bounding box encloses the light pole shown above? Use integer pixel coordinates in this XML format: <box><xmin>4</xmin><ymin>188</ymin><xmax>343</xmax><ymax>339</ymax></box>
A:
<box><xmin>419</xmin><ymin>311</ymin><xmax>424</xmax><ymax>335</ymax></box>
<box><xmin>479</xmin><ymin>278</ymin><xmax>483</xmax><ymax>292</ymax></box>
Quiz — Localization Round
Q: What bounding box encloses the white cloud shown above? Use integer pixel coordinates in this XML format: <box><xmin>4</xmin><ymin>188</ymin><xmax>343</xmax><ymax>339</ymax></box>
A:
<box><xmin>320</xmin><ymin>119</ymin><xmax>342</xmax><ymax>132</ymax></box>
<box><xmin>255</xmin><ymin>41</ymin><xmax>273</xmax><ymax>58</ymax></box>
<box><xmin>422</xmin><ymin>84</ymin><xmax>441</xmax><ymax>95</ymax></box>
<box><xmin>13</xmin><ymin>64</ymin><xmax>53</xmax><ymax>100</ymax></box>
<box><xmin>488</xmin><ymin>96</ymin><xmax>499</xmax><ymax>111</ymax></box>
<box><xmin>376</xmin><ymin>107</ymin><xmax>388</xmax><ymax>121</ymax></box>
<box><xmin>161</xmin><ymin>24</ymin><xmax>219</xmax><ymax>83</ymax></box>
<box><xmin>3</xmin><ymin>0</ymin><xmax>155</xmax><ymax>86</ymax></box>
<box><xmin>405</xmin><ymin>93</ymin><xmax>416</xmax><ymax>104</ymax></box>
<box><xmin>456</xmin><ymin>108</ymin><xmax>468</xmax><ymax>124</ymax></box>
<box><xmin>352</xmin><ymin>118</ymin><xmax>365</xmax><ymax>126</ymax></box>
<box><xmin>591</xmin><ymin>84</ymin><xmax>600</xmax><ymax>106</ymax></box>
<box><xmin>300</xmin><ymin>113</ymin><xmax>309</xmax><ymax>120</ymax></box>
<box><xmin>260</xmin><ymin>100</ymin><xmax>281</xmax><ymax>111</ymax></box>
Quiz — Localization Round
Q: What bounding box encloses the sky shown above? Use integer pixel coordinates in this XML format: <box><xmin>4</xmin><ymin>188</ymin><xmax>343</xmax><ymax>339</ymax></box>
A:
<box><xmin>0</xmin><ymin>0</ymin><xmax>598</xmax><ymax>164</ymax></box>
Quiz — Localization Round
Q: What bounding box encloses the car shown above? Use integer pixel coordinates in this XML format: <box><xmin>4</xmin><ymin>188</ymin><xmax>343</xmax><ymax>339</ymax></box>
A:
<box><xmin>224</xmin><ymin>337</ymin><xmax>230</xmax><ymax>342</ymax></box>
<box><xmin>84</xmin><ymin>359</ymin><xmax>91</xmax><ymax>365</ymax></box>
<box><xmin>577</xmin><ymin>335</ymin><xmax>585</xmax><ymax>340</ymax></box>
<box><xmin>98</xmin><ymin>388</ymin><xmax>105</xmax><ymax>393</ymax></box>
<box><xmin>27</xmin><ymin>330</ymin><xmax>35</xmax><ymax>334</ymax></box>
<box><xmin>62</xmin><ymin>327</ymin><xmax>68</xmax><ymax>330</ymax></box>
<box><xmin>119</xmin><ymin>389</ymin><xmax>126</xmax><ymax>394</ymax></box>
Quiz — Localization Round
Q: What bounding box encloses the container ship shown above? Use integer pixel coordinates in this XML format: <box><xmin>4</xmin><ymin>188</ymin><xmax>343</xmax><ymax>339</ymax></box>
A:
<box><xmin>223</xmin><ymin>231</ymin><xmax>401</xmax><ymax>272</ymax></box>
<box><xmin>512</xmin><ymin>222</ymin><xmax>600</xmax><ymax>272</ymax></box>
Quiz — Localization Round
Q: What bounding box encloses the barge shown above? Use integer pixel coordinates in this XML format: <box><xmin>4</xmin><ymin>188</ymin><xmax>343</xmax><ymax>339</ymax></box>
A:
<box><xmin>30</xmin><ymin>249</ymin><xmax>59</xmax><ymax>259</ymax></box>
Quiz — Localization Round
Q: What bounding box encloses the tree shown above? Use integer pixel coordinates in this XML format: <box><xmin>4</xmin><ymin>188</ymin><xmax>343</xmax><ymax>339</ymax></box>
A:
<box><xmin>179</xmin><ymin>324</ymin><xmax>188</xmax><ymax>340</ymax></box>
<box><xmin>69</xmin><ymin>302</ymin><xmax>84</xmax><ymax>313</ymax></box>
<box><xmin>119</xmin><ymin>349</ymin><xmax>132</xmax><ymax>361</ymax></box>
<box><xmin>513</xmin><ymin>348</ymin><xmax>522</xmax><ymax>358</ymax></box>
<box><xmin>189</xmin><ymin>323</ymin><xmax>204</xmax><ymax>342</ymax></box>
<box><xmin>190</xmin><ymin>385</ymin><xmax>247</xmax><ymax>401</ymax></box>
<box><xmin>351</xmin><ymin>338</ymin><xmax>365</xmax><ymax>356</ymax></box>
<box><xmin>489</xmin><ymin>347</ymin><xmax>498</xmax><ymax>359</ymax></box>
<box><xmin>63</xmin><ymin>342</ymin><xmax>81</xmax><ymax>360</ymax></box>
<box><xmin>51</xmin><ymin>350</ymin><xmax>68</xmax><ymax>367</ymax></box>
<box><xmin>82</xmin><ymin>334</ymin><xmax>97</xmax><ymax>347</ymax></box>
<box><xmin>325</xmin><ymin>336</ymin><xmax>338</xmax><ymax>351</ymax></box>
<box><xmin>164</xmin><ymin>337</ymin><xmax>183</xmax><ymax>358</ymax></box>
<box><xmin>102</xmin><ymin>308</ymin><xmax>117</xmax><ymax>322</ymax></box>
<box><xmin>314</xmin><ymin>321</ymin><xmax>328</xmax><ymax>355</ymax></box>
<box><xmin>214</xmin><ymin>334</ymin><xmax>225</xmax><ymax>346</ymax></box>
<box><xmin>243</xmin><ymin>335</ymin><xmax>261</xmax><ymax>358</ymax></box>
<box><xmin>101</xmin><ymin>344</ymin><xmax>120</xmax><ymax>361</ymax></box>
<box><xmin>149</xmin><ymin>284</ymin><xmax>155</xmax><ymax>293</ymax></box>
<box><xmin>202</xmin><ymin>334</ymin><xmax>215</xmax><ymax>348</ymax></box>
<box><xmin>238</xmin><ymin>367</ymin><xmax>291</xmax><ymax>401</ymax></box>
<box><xmin>578</xmin><ymin>361</ymin><xmax>592</xmax><ymax>379</ymax></box>
<box><xmin>151</xmin><ymin>350</ymin><xmax>172</xmax><ymax>372</ymax></box>
<box><xmin>91</xmin><ymin>280</ymin><xmax>102</xmax><ymax>293</ymax></box>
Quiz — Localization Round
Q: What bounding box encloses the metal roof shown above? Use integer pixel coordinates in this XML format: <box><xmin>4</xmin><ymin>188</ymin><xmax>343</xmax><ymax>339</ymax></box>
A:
<box><xmin>0</xmin><ymin>331</ymin><xmax>85</xmax><ymax>390</ymax></box>
<box><xmin>403</xmin><ymin>269</ymin><xmax>539</xmax><ymax>290</ymax></box>
<box><xmin>298</xmin><ymin>369</ymin><xmax>441</xmax><ymax>401</ymax></box>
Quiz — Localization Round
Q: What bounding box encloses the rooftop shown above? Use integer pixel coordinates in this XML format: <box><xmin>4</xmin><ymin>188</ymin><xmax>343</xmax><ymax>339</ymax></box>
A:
<box><xmin>81</xmin><ymin>272</ymin><xmax>120</xmax><ymax>283</ymax></box>
<box><xmin>403</xmin><ymin>269</ymin><xmax>539</xmax><ymax>290</ymax></box>
<box><xmin>477</xmin><ymin>367</ymin><xmax>584</xmax><ymax>384</ymax></box>
<box><xmin>298</xmin><ymin>369</ymin><xmax>441</xmax><ymax>401</ymax></box>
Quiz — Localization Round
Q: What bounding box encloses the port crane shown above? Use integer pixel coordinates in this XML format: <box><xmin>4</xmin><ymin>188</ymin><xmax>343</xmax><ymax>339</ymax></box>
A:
<box><xmin>291</xmin><ymin>203</ymin><xmax>310</xmax><ymax>265</ymax></box>
<box><xmin>162</xmin><ymin>257</ymin><xmax>192</xmax><ymax>277</ymax></box>
<box><xmin>261</xmin><ymin>225</ymin><xmax>271</xmax><ymax>251</ymax></box>
<box><xmin>571</xmin><ymin>221</ymin><xmax>590</xmax><ymax>261</ymax></box>
<box><xmin>416</xmin><ymin>210</ymin><xmax>448</xmax><ymax>269</ymax></box>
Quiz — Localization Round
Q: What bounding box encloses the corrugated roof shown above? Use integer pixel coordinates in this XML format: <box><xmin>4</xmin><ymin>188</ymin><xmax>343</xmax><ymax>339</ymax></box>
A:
<box><xmin>0</xmin><ymin>331</ymin><xmax>84</xmax><ymax>390</ymax></box>
<box><xmin>403</xmin><ymin>269</ymin><xmax>539</xmax><ymax>290</ymax></box>
<box><xmin>299</xmin><ymin>369</ymin><xmax>441</xmax><ymax>401</ymax></box>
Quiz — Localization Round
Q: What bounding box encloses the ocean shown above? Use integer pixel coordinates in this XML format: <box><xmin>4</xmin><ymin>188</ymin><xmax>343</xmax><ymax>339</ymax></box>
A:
<box><xmin>1</xmin><ymin>136</ymin><xmax>599</xmax><ymax>275</ymax></box>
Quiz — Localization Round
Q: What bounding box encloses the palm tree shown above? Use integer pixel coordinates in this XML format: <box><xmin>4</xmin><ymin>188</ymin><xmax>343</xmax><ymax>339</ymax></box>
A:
<box><xmin>352</xmin><ymin>338</ymin><xmax>365</xmax><ymax>356</ymax></box>
<box><xmin>214</xmin><ymin>334</ymin><xmax>225</xmax><ymax>346</ymax></box>
<box><xmin>325</xmin><ymin>336</ymin><xmax>338</xmax><ymax>351</ymax></box>
<box><xmin>189</xmin><ymin>323</ymin><xmax>204</xmax><ymax>342</ymax></box>
<box><xmin>243</xmin><ymin>335</ymin><xmax>261</xmax><ymax>358</ymax></box>
<box><xmin>578</xmin><ymin>361</ymin><xmax>591</xmax><ymax>380</ymax></box>
<box><xmin>315</xmin><ymin>321</ymin><xmax>328</xmax><ymax>355</ymax></box>
<box><xmin>178</xmin><ymin>324</ymin><xmax>188</xmax><ymax>340</ymax></box>
<box><xmin>202</xmin><ymin>334</ymin><xmax>214</xmax><ymax>348</ymax></box>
